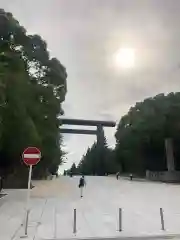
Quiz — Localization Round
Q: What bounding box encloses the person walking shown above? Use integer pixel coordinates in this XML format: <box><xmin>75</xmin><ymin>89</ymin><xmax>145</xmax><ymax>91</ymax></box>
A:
<box><xmin>0</xmin><ymin>176</ymin><xmax>2</xmax><ymax>192</ymax></box>
<box><xmin>78</xmin><ymin>175</ymin><xmax>86</xmax><ymax>198</ymax></box>
<box><xmin>116</xmin><ymin>172</ymin><xmax>120</xmax><ymax>180</ymax></box>
<box><xmin>130</xmin><ymin>173</ymin><xmax>133</xmax><ymax>181</ymax></box>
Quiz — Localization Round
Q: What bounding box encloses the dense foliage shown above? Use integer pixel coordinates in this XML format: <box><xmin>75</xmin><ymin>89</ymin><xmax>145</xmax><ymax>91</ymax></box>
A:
<box><xmin>73</xmin><ymin>135</ymin><xmax>119</xmax><ymax>175</ymax></box>
<box><xmin>69</xmin><ymin>93</ymin><xmax>180</xmax><ymax>177</ymax></box>
<box><xmin>0</xmin><ymin>9</ymin><xmax>67</xmax><ymax>181</ymax></box>
<box><xmin>115</xmin><ymin>93</ymin><xmax>180</xmax><ymax>175</ymax></box>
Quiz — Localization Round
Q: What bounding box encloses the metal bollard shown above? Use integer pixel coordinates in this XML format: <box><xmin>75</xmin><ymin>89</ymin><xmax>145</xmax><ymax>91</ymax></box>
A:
<box><xmin>73</xmin><ymin>209</ymin><xmax>77</xmax><ymax>234</ymax></box>
<box><xmin>25</xmin><ymin>209</ymin><xmax>30</xmax><ymax>235</ymax></box>
<box><xmin>160</xmin><ymin>208</ymin><xmax>165</xmax><ymax>230</ymax></box>
<box><xmin>118</xmin><ymin>208</ymin><xmax>122</xmax><ymax>232</ymax></box>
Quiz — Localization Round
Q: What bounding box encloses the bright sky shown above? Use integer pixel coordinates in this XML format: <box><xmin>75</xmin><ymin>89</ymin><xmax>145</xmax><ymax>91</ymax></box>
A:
<box><xmin>2</xmin><ymin>0</ymin><xmax>180</xmax><ymax>171</ymax></box>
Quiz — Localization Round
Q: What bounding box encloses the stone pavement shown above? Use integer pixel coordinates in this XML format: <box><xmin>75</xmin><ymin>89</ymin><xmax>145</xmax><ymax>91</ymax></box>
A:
<box><xmin>1</xmin><ymin>176</ymin><xmax>180</xmax><ymax>240</ymax></box>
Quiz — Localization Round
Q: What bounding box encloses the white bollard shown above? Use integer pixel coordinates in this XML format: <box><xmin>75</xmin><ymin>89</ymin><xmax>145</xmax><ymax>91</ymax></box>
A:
<box><xmin>160</xmin><ymin>208</ymin><xmax>165</xmax><ymax>230</ymax></box>
<box><xmin>73</xmin><ymin>209</ymin><xmax>77</xmax><ymax>234</ymax></box>
<box><xmin>118</xmin><ymin>208</ymin><xmax>122</xmax><ymax>232</ymax></box>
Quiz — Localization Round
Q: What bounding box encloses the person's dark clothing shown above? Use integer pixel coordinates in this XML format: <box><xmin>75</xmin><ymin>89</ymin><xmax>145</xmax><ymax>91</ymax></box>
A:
<box><xmin>0</xmin><ymin>177</ymin><xmax>2</xmax><ymax>192</ymax></box>
<box><xmin>79</xmin><ymin>177</ymin><xmax>85</xmax><ymax>188</ymax></box>
<box><xmin>130</xmin><ymin>174</ymin><xmax>133</xmax><ymax>181</ymax></box>
<box><xmin>116</xmin><ymin>172</ymin><xmax>120</xmax><ymax>180</ymax></box>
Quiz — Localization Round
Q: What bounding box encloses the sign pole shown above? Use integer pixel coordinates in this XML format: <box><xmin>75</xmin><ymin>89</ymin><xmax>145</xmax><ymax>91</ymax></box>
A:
<box><xmin>22</xmin><ymin>146</ymin><xmax>41</xmax><ymax>237</ymax></box>
<box><xmin>25</xmin><ymin>165</ymin><xmax>32</xmax><ymax>236</ymax></box>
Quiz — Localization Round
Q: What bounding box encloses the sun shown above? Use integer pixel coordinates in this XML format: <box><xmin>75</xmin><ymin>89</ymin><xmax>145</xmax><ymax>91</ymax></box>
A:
<box><xmin>115</xmin><ymin>47</ymin><xmax>135</xmax><ymax>69</ymax></box>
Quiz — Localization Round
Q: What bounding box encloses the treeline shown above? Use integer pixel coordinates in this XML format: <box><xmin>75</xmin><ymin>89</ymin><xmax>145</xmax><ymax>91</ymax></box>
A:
<box><xmin>0</xmin><ymin>9</ymin><xmax>67</xmax><ymax>183</ymax></box>
<box><xmin>67</xmin><ymin>93</ymin><xmax>180</xmax><ymax>176</ymax></box>
<box><xmin>67</xmin><ymin>136</ymin><xmax>120</xmax><ymax>176</ymax></box>
<box><xmin>115</xmin><ymin>93</ymin><xmax>180</xmax><ymax>175</ymax></box>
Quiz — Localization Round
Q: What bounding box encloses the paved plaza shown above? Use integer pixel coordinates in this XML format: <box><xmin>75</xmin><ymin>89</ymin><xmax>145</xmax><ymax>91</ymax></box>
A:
<box><xmin>1</xmin><ymin>176</ymin><xmax>180</xmax><ymax>240</ymax></box>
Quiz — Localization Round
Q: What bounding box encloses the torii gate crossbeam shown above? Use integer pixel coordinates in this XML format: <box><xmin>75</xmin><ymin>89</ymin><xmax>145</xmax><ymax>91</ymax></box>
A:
<box><xmin>59</xmin><ymin>118</ymin><xmax>116</xmax><ymax>147</ymax></box>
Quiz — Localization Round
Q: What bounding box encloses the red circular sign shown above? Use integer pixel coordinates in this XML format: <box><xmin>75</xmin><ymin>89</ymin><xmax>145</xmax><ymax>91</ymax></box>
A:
<box><xmin>22</xmin><ymin>147</ymin><xmax>41</xmax><ymax>166</ymax></box>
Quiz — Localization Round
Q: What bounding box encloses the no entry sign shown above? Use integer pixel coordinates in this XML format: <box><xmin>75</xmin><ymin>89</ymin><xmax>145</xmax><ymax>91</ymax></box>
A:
<box><xmin>22</xmin><ymin>147</ymin><xmax>41</xmax><ymax>166</ymax></box>
<box><xmin>22</xmin><ymin>147</ymin><xmax>41</xmax><ymax>236</ymax></box>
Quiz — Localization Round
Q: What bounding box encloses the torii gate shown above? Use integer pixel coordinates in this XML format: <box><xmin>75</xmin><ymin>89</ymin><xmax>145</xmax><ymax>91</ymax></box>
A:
<box><xmin>59</xmin><ymin>118</ymin><xmax>116</xmax><ymax>148</ymax></box>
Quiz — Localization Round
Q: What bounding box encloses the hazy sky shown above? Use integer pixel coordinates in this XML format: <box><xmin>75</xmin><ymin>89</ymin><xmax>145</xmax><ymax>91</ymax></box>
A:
<box><xmin>2</xmin><ymin>0</ymin><xmax>180</xmax><ymax>170</ymax></box>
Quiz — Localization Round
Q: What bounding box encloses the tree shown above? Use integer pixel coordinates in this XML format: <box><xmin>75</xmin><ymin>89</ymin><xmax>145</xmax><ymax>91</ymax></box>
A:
<box><xmin>115</xmin><ymin>92</ymin><xmax>180</xmax><ymax>176</ymax></box>
<box><xmin>70</xmin><ymin>163</ymin><xmax>77</xmax><ymax>175</ymax></box>
<box><xmin>76</xmin><ymin>135</ymin><xmax>119</xmax><ymax>176</ymax></box>
<box><xmin>0</xmin><ymin>9</ymin><xmax>67</xmax><ymax>183</ymax></box>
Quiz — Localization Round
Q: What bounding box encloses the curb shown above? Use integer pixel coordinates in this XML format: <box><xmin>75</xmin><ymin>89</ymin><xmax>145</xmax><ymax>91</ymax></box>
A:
<box><xmin>42</xmin><ymin>233</ymin><xmax>180</xmax><ymax>240</ymax></box>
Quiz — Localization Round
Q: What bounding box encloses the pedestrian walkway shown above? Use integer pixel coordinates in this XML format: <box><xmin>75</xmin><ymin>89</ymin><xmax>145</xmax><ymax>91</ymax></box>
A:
<box><xmin>1</xmin><ymin>176</ymin><xmax>180</xmax><ymax>240</ymax></box>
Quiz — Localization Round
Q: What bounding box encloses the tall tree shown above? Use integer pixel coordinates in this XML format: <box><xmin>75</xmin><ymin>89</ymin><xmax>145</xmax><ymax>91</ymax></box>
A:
<box><xmin>70</xmin><ymin>163</ymin><xmax>77</xmax><ymax>175</ymax></box>
<box><xmin>76</xmin><ymin>136</ymin><xmax>119</xmax><ymax>175</ymax></box>
<box><xmin>0</xmin><ymin>9</ymin><xmax>67</xmax><ymax>182</ymax></box>
<box><xmin>115</xmin><ymin>93</ymin><xmax>180</xmax><ymax>175</ymax></box>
